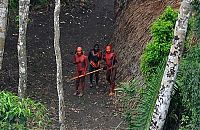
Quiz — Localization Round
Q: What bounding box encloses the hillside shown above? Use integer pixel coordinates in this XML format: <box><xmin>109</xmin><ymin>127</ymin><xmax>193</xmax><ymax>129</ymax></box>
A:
<box><xmin>113</xmin><ymin>0</ymin><xmax>179</xmax><ymax>81</ymax></box>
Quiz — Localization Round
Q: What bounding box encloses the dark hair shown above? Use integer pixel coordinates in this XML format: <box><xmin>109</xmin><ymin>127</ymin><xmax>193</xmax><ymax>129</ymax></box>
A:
<box><xmin>94</xmin><ymin>44</ymin><xmax>99</xmax><ymax>48</ymax></box>
<box><xmin>94</xmin><ymin>44</ymin><xmax>100</xmax><ymax>51</ymax></box>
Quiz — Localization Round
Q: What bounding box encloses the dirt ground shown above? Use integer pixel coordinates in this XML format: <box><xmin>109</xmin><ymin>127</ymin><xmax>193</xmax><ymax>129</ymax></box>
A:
<box><xmin>0</xmin><ymin>0</ymin><xmax>126</xmax><ymax>129</ymax></box>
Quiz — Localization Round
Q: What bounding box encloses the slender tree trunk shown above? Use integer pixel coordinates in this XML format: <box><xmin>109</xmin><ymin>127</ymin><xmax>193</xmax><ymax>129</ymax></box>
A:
<box><xmin>0</xmin><ymin>0</ymin><xmax>8</xmax><ymax>70</ymax></box>
<box><xmin>54</xmin><ymin>0</ymin><xmax>65</xmax><ymax>129</ymax></box>
<box><xmin>18</xmin><ymin>0</ymin><xmax>30</xmax><ymax>98</ymax></box>
<box><xmin>149</xmin><ymin>0</ymin><xmax>192</xmax><ymax>129</ymax></box>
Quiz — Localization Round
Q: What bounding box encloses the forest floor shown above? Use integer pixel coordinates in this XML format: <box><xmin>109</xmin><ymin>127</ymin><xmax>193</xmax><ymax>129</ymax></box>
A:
<box><xmin>0</xmin><ymin>0</ymin><xmax>126</xmax><ymax>129</ymax></box>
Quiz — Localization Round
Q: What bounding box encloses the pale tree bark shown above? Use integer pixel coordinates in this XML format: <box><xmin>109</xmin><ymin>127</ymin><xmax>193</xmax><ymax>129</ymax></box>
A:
<box><xmin>18</xmin><ymin>0</ymin><xmax>30</xmax><ymax>98</ymax></box>
<box><xmin>149</xmin><ymin>0</ymin><xmax>192</xmax><ymax>130</ymax></box>
<box><xmin>54</xmin><ymin>0</ymin><xmax>65</xmax><ymax>129</ymax></box>
<box><xmin>0</xmin><ymin>0</ymin><xmax>8</xmax><ymax>70</ymax></box>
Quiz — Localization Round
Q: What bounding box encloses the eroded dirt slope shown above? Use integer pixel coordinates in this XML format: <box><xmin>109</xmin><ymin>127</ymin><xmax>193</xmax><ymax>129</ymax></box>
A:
<box><xmin>113</xmin><ymin>0</ymin><xmax>179</xmax><ymax>81</ymax></box>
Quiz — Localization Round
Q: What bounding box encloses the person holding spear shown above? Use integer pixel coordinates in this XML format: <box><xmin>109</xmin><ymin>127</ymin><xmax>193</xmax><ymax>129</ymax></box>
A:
<box><xmin>73</xmin><ymin>47</ymin><xmax>88</xmax><ymax>97</ymax></box>
<box><xmin>88</xmin><ymin>44</ymin><xmax>102</xmax><ymax>88</ymax></box>
<box><xmin>103</xmin><ymin>44</ymin><xmax>118</xmax><ymax>96</ymax></box>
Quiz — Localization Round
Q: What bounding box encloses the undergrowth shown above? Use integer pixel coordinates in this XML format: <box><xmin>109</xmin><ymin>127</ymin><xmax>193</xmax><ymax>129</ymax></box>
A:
<box><xmin>116</xmin><ymin>6</ymin><xmax>178</xmax><ymax>130</ymax></box>
<box><xmin>177</xmin><ymin>43</ymin><xmax>200</xmax><ymax>130</ymax></box>
<box><xmin>165</xmin><ymin>1</ymin><xmax>200</xmax><ymax>129</ymax></box>
<box><xmin>140</xmin><ymin>6</ymin><xmax>178</xmax><ymax>77</ymax></box>
<box><xmin>0</xmin><ymin>91</ymin><xmax>51</xmax><ymax>130</ymax></box>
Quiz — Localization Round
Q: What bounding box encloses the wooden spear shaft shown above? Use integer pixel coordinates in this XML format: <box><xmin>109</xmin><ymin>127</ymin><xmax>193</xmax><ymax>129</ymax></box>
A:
<box><xmin>69</xmin><ymin>68</ymin><xmax>103</xmax><ymax>81</ymax></box>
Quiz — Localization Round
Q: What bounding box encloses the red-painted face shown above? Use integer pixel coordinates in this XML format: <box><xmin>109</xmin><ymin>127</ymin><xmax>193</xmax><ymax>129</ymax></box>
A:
<box><xmin>106</xmin><ymin>45</ymin><xmax>111</xmax><ymax>54</ymax></box>
<box><xmin>76</xmin><ymin>47</ymin><xmax>82</xmax><ymax>55</ymax></box>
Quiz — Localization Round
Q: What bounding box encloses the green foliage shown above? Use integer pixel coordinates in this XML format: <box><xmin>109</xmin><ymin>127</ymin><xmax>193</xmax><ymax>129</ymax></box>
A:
<box><xmin>115</xmin><ymin>80</ymin><xmax>139</xmax><ymax>128</ymax></box>
<box><xmin>8</xmin><ymin>0</ymin><xmax>49</xmax><ymax>11</ymax></box>
<box><xmin>0</xmin><ymin>91</ymin><xmax>50</xmax><ymax>130</ymax></box>
<box><xmin>117</xmin><ymin>6</ymin><xmax>178</xmax><ymax>130</ymax></box>
<box><xmin>191</xmin><ymin>0</ymin><xmax>200</xmax><ymax>36</ymax></box>
<box><xmin>129</xmin><ymin>65</ymin><xmax>165</xmax><ymax>130</ymax></box>
<box><xmin>140</xmin><ymin>41</ymin><xmax>170</xmax><ymax>75</ymax></box>
<box><xmin>165</xmin><ymin>3</ymin><xmax>200</xmax><ymax>129</ymax></box>
<box><xmin>158</xmin><ymin>6</ymin><xmax>178</xmax><ymax>25</ymax></box>
<box><xmin>140</xmin><ymin>6</ymin><xmax>178</xmax><ymax>76</ymax></box>
<box><xmin>9</xmin><ymin>0</ymin><xmax>18</xmax><ymax>11</ymax></box>
<box><xmin>116</xmin><ymin>5</ymin><xmax>200</xmax><ymax>130</ymax></box>
<box><xmin>163</xmin><ymin>83</ymin><xmax>182</xmax><ymax>130</ymax></box>
<box><xmin>116</xmin><ymin>64</ymin><xmax>165</xmax><ymax>130</ymax></box>
<box><xmin>184</xmin><ymin>16</ymin><xmax>196</xmax><ymax>50</ymax></box>
<box><xmin>177</xmin><ymin>43</ymin><xmax>200</xmax><ymax>130</ymax></box>
<box><xmin>151</xmin><ymin>21</ymin><xmax>174</xmax><ymax>43</ymax></box>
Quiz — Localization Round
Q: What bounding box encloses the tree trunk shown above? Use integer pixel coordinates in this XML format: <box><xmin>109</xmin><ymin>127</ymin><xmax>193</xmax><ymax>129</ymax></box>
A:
<box><xmin>54</xmin><ymin>0</ymin><xmax>65</xmax><ymax>129</ymax></box>
<box><xmin>149</xmin><ymin>0</ymin><xmax>192</xmax><ymax>130</ymax></box>
<box><xmin>0</xmin><ymin>0</ymin><xmax>8</xmax><ymax>70</ymax></box>
<box><xmin>18</xmin><ymin>0</ymin><xmax>30</xmax><ymax>98</ymax></box>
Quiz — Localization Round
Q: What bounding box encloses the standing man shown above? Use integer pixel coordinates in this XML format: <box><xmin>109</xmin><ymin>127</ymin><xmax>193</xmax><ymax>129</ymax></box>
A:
<box><xmin>88</xmin><ymin>44</ymin><xmax>102</xmax><ymax>88</ymax></box>
<box><xmin>73</xmin><ymin>47</ymin><xmax>88</xmax><ymax>97</ymax></box>
<box><xmin>103</xmin><ymin>44</ymin><xmax>117</xmax><ymax>96</ymax></box>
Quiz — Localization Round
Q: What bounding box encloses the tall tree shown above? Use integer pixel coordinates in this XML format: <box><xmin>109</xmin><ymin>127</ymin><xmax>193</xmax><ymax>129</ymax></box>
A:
<box><xmin>54</xmin><ymin>0</ymin><xmax>65</xmax><ymax>129</ymax></box>
<box><xmin>150</xmin><ymin>0</ymin><xmax>192</xmax><ymax>129</ymax></box>
<box><xmin>0</xmin><ymin>0</ymin><xmax>8</xmax><ymax>70</ymax></box>
<box><xmin>18</xmin><ymin>0</ymin><xmax>30</xmax><ymax>98</ymax></box>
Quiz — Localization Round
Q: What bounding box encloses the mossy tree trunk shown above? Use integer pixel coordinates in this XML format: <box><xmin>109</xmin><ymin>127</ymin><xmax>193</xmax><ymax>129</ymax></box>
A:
<box><xmin>150</xmin><ymin>0</ymin><xmax>192</xmax><ymax>129</ymax></box>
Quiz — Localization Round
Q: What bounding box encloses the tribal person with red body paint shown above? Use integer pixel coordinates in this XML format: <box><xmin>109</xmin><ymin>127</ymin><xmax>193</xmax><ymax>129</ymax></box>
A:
<box><xmin>88</xmin><ymin>44</ymin><xmax>102</xmax><ymax>88</ymax></box>
<box><xmin>73</xmin><ymin>47</ymin><xmax>88</xmax><ymax>97</ymax></box>
<box><xmin>103</xmin><ymin>44</ymin><xmax>118</xmax><ymax>96</ymax></box>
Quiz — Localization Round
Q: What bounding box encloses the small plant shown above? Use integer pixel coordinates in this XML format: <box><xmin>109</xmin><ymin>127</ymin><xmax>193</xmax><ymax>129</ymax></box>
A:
<box><xmin>0</xmin><ymin>91</ymin><xmax>51</xmax><ymax>130</ymax></box>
